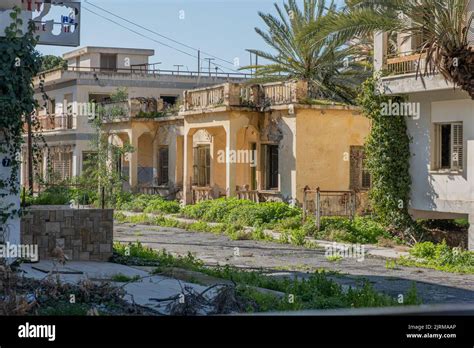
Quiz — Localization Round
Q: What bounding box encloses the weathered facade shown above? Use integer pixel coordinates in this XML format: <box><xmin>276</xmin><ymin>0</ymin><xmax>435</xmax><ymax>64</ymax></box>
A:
<box><xmin>21</xmin><ymin>46</ymin><xmax>246</xmax><ymax>190</ymax></box>
<box><xmin>109</xmin><ymin>81</ymin><xmax>371</xmax><ymax>206</ymax></box>
<box><xmin>374</xmin><ymin>2</ymin><xmax>474</xmax><ymax>249</ymax></box>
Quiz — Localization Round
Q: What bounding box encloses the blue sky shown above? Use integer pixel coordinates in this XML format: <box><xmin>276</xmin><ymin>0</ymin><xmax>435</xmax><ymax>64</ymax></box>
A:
<box><xmin>36</xmin><ymin>0</ymin><xmax>296</xmax><ymax>73</ymax></box>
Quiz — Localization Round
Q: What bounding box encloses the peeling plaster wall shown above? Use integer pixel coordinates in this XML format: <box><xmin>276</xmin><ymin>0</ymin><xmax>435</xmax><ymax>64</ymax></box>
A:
<box><xmin>295</xmin><ymin>108</ymin><xmax>370</xmax><ymax>203</ymax></box>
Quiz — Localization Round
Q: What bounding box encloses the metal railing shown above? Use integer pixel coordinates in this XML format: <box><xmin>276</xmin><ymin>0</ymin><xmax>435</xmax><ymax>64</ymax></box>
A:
<box><xmin>303</xmin><ymin>187</ymin><xmax>356</xmax><ymax>230</ymax></box>
<box><xmin>39</xmin><ymin>65</ymin><xmax>252</xmax><ymax>79</ymax></box>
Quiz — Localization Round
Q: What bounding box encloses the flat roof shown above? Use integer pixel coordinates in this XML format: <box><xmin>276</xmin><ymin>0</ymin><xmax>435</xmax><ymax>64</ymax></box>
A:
<box><xmin>63</xmin><ymin>46</ymin><xmax>155</xmax><ymax>59</ymax></box>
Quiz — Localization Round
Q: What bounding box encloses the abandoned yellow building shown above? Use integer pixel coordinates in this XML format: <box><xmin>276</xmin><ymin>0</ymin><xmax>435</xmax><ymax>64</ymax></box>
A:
<box><xmin>102</xmin><ymin>80</ymin><xmax>371</xmax><ymax>207</ymax></box>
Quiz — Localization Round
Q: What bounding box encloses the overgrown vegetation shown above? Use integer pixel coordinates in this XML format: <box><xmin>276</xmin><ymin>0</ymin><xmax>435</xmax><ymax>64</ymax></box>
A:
<box><xmin>116</xmin><ymin>194</ymin><xmax>180</xmax><ymax>214</ymax></box>
<box><xmin>357</xmin><ymin>77</ymin><xmax>422</xmax><ymax>244</ymax></box>
<box><xmin>0</xmin><ymin>7</ymin><xmax>42</xmax><ymax>224</ymax></box>
<box><xmin>21</xmin><ymin>186</ymin><xmax>72</xmax><ymax>206</ymax></box>
<box><xmin>398</xmin><ymin>241</ymin><xmax>474</xmax><ymax>274</ymax></box>
<box><xmin>113</xmin><ymin>242</ymin><xmax>422</xmax><ymax>312</ymax></box>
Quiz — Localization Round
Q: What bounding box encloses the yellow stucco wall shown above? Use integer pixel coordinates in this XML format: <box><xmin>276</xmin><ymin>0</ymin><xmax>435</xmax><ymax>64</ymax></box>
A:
<box><xmin>295</xmin><ymin>107</ymin><xmax>370</xmax><ymax>202</ymax></box>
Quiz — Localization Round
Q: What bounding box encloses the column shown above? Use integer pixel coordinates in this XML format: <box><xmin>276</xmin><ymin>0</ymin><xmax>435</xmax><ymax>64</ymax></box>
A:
<box><xmin>225</xmin><ymin>121</ymin><xmax>237</xmax><ymax>198</ymax></box>
<box><xmin>128</xmin><ymin>131</ymin><xmax>139</xmax><ymax>189</ymax></box>
<box><xmin>183</xmin><ymin>129</ymin><xmax>194</xmax><ymax>204</ymax></box>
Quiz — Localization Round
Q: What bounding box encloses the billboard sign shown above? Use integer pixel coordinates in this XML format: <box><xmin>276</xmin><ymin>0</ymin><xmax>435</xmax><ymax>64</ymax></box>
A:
<box><xmin>0</xmin><ymin>0</ymin><xmax>80</xmax><ymax>47</ymax></box>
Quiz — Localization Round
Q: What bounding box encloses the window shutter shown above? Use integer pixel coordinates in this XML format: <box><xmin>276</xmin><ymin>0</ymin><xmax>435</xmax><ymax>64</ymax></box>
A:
<box><xmin>159</xmin><ymin>147</ymin><xmax>169</xmax><ymax>185</ymax></box>
<box><xmin>350</xmin><ymin>146</ymin><xmax>362</xmax><ymax>190</ymax></box>
<box><xmin>451</xmin><ymin>123</ymin><xmax>463</xmax><ymax>170</ymax></box>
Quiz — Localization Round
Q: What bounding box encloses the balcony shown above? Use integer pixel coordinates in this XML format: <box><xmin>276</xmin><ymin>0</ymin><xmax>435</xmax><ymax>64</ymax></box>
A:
<box><xmin>385</xmin><ymin>51</ymin><xmax>427</xmax><ymax>75</ymax></box>
<box><xmin>99</xmin><ymin>98</ymin><xmax>179</xmax><ymax>122</ymax></box>
<box><xmin>182</xmin><ymin>80</ymin><xmax>309</xmax><ymax>112</ymax></box>
<box><xmin>28</xmin><ymin>114</ymin><xmax>76</xmax><ymax>132</ymax></box>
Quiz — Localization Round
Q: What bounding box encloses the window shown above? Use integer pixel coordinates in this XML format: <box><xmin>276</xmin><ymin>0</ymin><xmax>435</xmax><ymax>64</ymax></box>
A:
<box><xmin>158</xmin><ymin>147</ymin><xmax>169</xmax><ymax>186</ymax></box>
<box><xmin>350</xmin><ymin>146</ymin><xmax>371</xmax><ymax>190</ymax></box>
<box><xmin>49</xmin><ymin>99</ymin><xmax>56</xmax><ymax>115</ymax></box>
<box><xmin>262</xmin><ymin>144</ymin><xmax>279</xmax><ymax>190</ymax></box>
<box><xmin>434</xmin><ymin>123</ymin><xmax>463</xmax><ymax>171</ymax></box>
<box><xmin>100</xmin><ymin>54</ymin><xmax>117</xmax><ymax>71</ymax></box>
<box><xmin>250</xmin><ymin>143</ymin><xmax>257</xmax><ymax>190</ymax></box>
<box><xmin>193</xmin><ymin>145</ymin><xmax>211</xmax><ymax>187</ymax></box>
<box><xmin>50</xmin><ymin>151</ymin><xmax>72</xmax><ymax>182</ymax></box>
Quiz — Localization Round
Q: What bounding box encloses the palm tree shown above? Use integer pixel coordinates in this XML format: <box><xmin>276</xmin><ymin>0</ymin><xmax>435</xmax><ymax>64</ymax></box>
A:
<box><xmin>308</xmin><ymin>0</ymin><xmax>474</xmax><ymax>98</ymax></box>
<box><xmin>244</xmin><ymin>0</ymin><xmax>370</xmax><ymax>104</ymax></box>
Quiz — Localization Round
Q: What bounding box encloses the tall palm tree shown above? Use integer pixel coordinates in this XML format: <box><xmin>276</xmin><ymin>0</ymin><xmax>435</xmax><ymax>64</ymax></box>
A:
<box><xmin>244</xmin><ymin>0</ymin><xmax>370</xmax><ymax>104</ymax></box>
<box><xmin>309</xmin><ymin>0</ymin><xmax>474</xmax><ymax>98</ymax></box>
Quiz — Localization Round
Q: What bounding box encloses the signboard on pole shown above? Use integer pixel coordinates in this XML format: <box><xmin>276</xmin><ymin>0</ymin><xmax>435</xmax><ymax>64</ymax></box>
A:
<box><xmin>0</xmin><ymin>0</ymin><xmax>81</xmax><ymax>47</ymax></box>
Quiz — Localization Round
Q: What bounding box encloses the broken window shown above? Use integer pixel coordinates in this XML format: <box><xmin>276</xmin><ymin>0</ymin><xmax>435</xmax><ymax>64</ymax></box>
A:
<box><xmin>434</xmin><ymin>123</ymin><xmax>463</xmax><ymax>171</ymax></box>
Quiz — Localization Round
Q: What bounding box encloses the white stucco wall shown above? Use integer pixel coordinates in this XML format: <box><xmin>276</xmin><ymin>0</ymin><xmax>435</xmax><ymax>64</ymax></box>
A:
<box><xmin>407</xmin><ymin>91</ymin><xmax>474</xmax><ymax>216</ymax></box>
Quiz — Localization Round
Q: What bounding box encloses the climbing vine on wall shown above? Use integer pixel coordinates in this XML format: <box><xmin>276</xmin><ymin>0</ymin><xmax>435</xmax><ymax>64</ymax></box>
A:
<box><xmin>0</xmin><ymin>7</ymin><xmax>42</xmax><ymax>224</ymax></box>
<box><xmin>357</xmin><ymin>77</ymin><xmax>423</xmax><ymax>244</ymax></box>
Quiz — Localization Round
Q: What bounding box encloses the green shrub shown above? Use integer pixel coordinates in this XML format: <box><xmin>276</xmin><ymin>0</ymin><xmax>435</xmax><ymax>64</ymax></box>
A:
<box><xmin>117</xmin><ymin>194</ymin><xmax>180</xmax><ymax>214</ymax></box>
<box><xmin>23</xmin><ymin>186</ymin><xmax>72</xmax><ymax>206</ymax></box>
<box><xmin>316</xmin><ymin>217</ymin><xmax>389</xmax><ymax>244</ymax></box>
<box><xmin>399</xmin><ymin>241</ymin><xmax>474</xmax><ymax>274</ymax></box>
<box><xmin>182</xmin><ymin>198</ymin><xmax>301</xmax><ymax>228</ymax></box>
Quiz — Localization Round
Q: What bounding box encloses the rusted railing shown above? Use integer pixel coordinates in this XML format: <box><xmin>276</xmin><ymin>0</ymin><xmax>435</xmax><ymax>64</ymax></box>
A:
<box><xmin>303</xmin><ymin>187</ymin><xmax>356</xmax><ymax>230</ymax></box>
<box><xmin>385</xmin><ymin>51</ymin><xmax>427</xmax><ymax>75</ymax></box>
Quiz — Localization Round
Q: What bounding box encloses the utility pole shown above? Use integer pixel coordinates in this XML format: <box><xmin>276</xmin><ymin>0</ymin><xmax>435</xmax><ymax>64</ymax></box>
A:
<box><xmin>204</xmin><ymin>58</ymin><xmax>215</xmax><ymax>77</ymax></box>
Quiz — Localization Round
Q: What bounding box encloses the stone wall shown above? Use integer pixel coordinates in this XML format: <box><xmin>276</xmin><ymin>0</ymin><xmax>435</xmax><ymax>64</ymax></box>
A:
<box><xmin>21</xmin><ymin>207</ymin><xmax>114</xmax><ymax>262</ymax></box>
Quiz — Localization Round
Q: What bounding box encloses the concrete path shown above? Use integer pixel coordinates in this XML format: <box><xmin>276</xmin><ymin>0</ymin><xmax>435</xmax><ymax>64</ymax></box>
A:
<box><xmin>115</xmin><ymin>223</ymin><xmax>474</xmax><ymax>305</ymax></box>
<box><xmin>19</xmin><ymin>260</ymin><xmax>218</xmax><ymax>315</ymax></box>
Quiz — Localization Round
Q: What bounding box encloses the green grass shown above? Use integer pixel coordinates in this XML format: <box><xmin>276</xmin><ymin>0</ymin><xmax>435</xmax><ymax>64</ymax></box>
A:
<box><xmin>110</xmin><ymin>273</ymin><xmax>141</xmax><ymax>282</ymax></box>
<box><xmin>113</xmin><ymin>242</ymin><xmax>422</xmax><ymax>312</ymax></box>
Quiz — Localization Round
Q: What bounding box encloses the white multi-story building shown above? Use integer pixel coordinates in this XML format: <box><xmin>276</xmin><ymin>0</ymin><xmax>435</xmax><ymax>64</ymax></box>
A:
<box><xmin>374</xmin><ymin>14</ymin><xmax>474</xmax><ymax>250</ymax></box>
<box><xmin>21</xmin><ymin>46</ymin><xmax>246</xmax><ymax>189</ymax></box>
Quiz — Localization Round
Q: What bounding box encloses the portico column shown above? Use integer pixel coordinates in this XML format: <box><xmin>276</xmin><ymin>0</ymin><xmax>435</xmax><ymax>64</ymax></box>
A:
<box><xmin>152</xmin><ymin>133</ymin><xmax>159</xmax><ymax>185</ymax></box>
<box><xmin>225</xmin><ymin>121</ymin><xmax>237</xmax><ymax>198</ymax></box>
<box><xmin>128</xmin><ymin>130</ymin><xmax>139</xmax><ymax>189</ymax></box>
<box><xmin>183</xmin><ymin>129</ymin><xmax>194</xmax><ymax>204</ymax></box>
